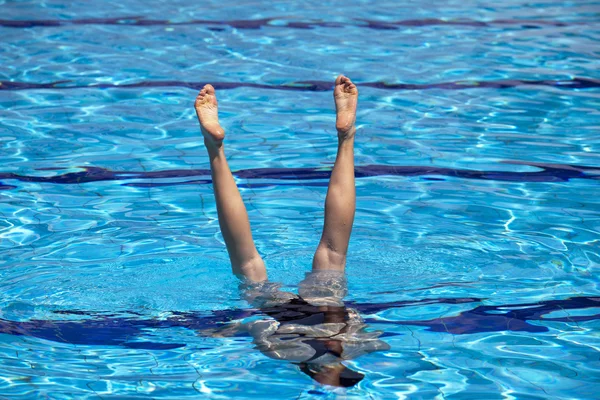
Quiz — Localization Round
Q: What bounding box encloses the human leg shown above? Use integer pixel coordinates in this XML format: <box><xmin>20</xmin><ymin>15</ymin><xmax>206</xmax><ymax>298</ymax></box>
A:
<box><xmin>312</xmin><ymin>75</ymin><xmax>358</xmax><ymax>272</ymax></box>
<box><xmin>195</xmin><ymin>84</ymin><xmax>267</xmax><ymax>282</ymax></box>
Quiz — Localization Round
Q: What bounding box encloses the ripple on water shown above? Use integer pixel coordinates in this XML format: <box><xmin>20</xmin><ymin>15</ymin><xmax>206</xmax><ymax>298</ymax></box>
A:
<box><xmin>1</xmin><ymin>0</ymin><xmax>600</xmax><ymax>398</ymax></box>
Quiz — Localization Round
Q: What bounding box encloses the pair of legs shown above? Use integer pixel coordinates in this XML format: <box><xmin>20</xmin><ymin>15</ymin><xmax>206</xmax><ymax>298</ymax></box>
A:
<box><xmin>194</xmin><ymin>75</ymin><xmax>358</xmax><ymax>283</ymax></box>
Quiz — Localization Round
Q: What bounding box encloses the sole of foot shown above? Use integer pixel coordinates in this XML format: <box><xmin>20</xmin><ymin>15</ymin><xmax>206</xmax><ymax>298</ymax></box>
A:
<box><xmin>194</xmin><ymin>84</ymin><xmax>225</xmax><ymax>148</ymax></box>
<box><xmin>333</xmin><ymin>74</ymin><xmax>358</xmax><ymax>141</ymax></box>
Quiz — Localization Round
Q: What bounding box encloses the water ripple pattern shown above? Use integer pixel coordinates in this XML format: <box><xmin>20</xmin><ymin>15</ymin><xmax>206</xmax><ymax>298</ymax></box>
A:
<box><xmin>0</xmin><ymin>0</ymin><xmax>599</xmax><ymax>398</ymax></box>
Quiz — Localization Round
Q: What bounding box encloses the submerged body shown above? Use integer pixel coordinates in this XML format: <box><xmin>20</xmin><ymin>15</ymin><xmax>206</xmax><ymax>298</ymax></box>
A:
<box><xmin>238</xmin><ymin>271</ymin><xmax>389</xmax><ymax>387</ymax></box>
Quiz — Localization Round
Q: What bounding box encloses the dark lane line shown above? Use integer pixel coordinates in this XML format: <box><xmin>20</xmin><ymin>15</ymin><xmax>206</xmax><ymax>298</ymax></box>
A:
<box><xmin>0</xmin><ymin>17</ymin><xmax>582</xmax><ymax>29</ymax></box>
<box><xmin>0</xmin><ymin>162</ymin><xmax>598</xmax><ymax>190</ymax></box>
<box><xmin>1</xmin><ymin>77</ymin><xmax>599</xmax><ymax>92</ymax></box>
<box><xmin>1</xmin><ymin>296</ymin><xmax>598</xmax><ymax>349</ymax></box>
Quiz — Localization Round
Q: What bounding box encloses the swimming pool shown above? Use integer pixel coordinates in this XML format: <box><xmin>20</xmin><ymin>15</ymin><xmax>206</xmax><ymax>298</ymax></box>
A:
<box><xmin>1</xmin><ymin>0</ymin><xmax>599</xmax><ymax>397</ymax></box>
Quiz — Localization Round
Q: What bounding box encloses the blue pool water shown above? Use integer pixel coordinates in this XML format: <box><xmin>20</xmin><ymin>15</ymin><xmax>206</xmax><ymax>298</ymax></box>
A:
<box><xmin>1</xmin><ymin>0</ymin><xmax>599</xmax><ymax>397</ymax></box>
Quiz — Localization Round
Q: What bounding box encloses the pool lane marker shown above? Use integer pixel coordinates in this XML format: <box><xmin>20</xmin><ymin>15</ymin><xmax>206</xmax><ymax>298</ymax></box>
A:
<box><xmin>0</xmin><ymin>17</ymin><xmax>578</xmax><ymax>29</ymax></box>
<box><xmin>0</xmin><ymin>162</ymin><xmax>598</xmax><ymax>190</ymax></box>
<box><xmin>1</xmin><ymin>77</ymin><xmax>599</xmax><ymax>92</ymax></box>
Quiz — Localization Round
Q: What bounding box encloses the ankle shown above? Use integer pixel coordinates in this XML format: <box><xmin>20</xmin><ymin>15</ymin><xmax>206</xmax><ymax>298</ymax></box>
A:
<box><xmin>337</xmin><ymin>126</ymin><xmax>356</xmax><ymax>143</ymax></box>
<box><xmin>205</xmin><ymin>140</ymin><xmax>225</xmax><ymax>158</ymax></box>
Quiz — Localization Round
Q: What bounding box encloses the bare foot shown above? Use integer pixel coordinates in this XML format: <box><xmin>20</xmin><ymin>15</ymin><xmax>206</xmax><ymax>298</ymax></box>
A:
<box><xmin>194</xmin><ymin>84</ymin><xmax>225</xmax><ymax>148</ymax></box>
<box><xmin>333</xmin><ymin>74</ymin><xmax>358</xmax><ymax>140</ymax></box>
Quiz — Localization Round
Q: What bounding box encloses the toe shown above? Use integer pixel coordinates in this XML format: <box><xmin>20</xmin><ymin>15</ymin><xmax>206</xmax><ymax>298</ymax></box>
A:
<box><xmin>335</xmin><ymin>74</ymin><xmax>345</xmax><ymax>85</ymax></box>
<box><xmin>204</xmin><ymin>84</ymin><xmax>215</xmax><ymax>94</ymax></box>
